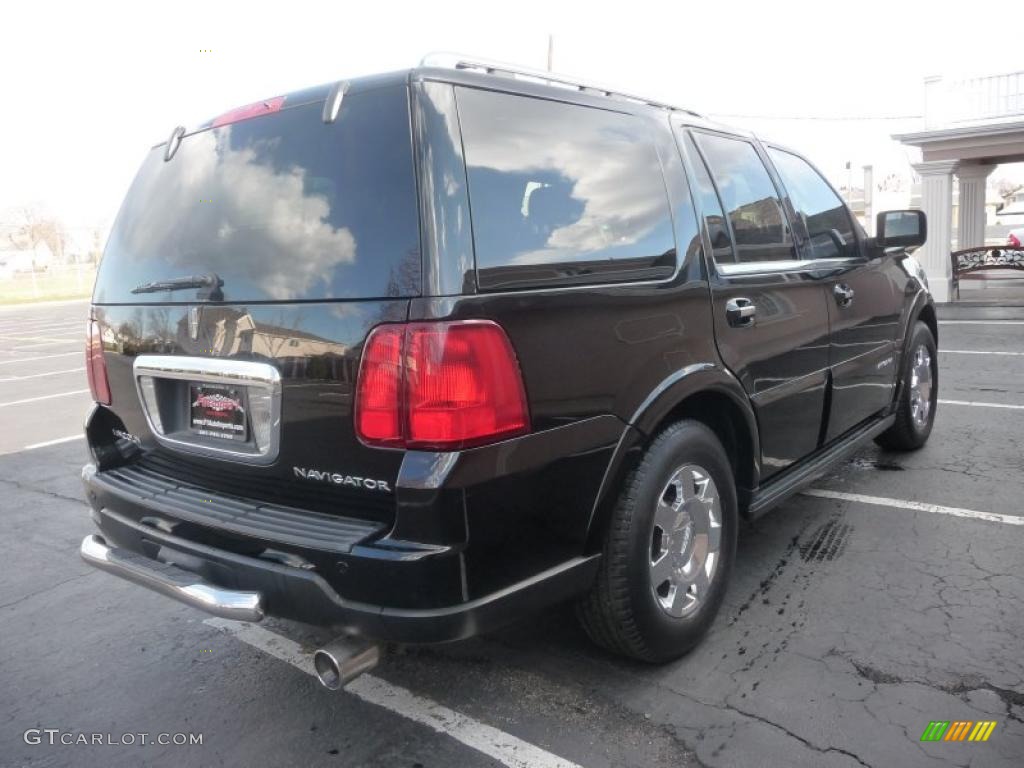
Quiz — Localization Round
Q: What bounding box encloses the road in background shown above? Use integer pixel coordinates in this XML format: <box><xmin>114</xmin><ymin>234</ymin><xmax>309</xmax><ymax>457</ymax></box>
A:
<box><xmin>1</xmin><ymin>300</ymin><xmax>1022</xmax><ymax>768</ymax></box>
<box><xmin>0</xmin><ymin>300</ymin><xmax>90</xmax><ymax>454</ymax></box>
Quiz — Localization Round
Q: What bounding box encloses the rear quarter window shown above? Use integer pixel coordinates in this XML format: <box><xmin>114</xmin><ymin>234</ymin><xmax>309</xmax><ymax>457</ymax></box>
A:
<box><xmin>455</xmin><ymin>88</ymin><xmax>677</xmax><ymax>291</ymax></box>
<box><xmin>94</xmin><ymin>85</ymin><xmax>420</xmax><ymax>304</ymax></box>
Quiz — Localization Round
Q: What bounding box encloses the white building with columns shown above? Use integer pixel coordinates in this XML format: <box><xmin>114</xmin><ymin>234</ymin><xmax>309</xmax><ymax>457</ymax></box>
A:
<box><xmin>893</xmin><ymin>71</ymin><xmax>1024</xmax><ymax>302</ymax></box>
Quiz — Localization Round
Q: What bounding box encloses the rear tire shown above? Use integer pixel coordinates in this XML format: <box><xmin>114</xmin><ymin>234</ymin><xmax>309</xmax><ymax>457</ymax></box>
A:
<box><xmin>577</xmin><ymin>420</ymin><xmax>737</xmax><ymax>662</ymax></box>
<box><xmin>875</xmin><ymin>321</ymin><xmax>937</xmax><ymax>451</ymax></box>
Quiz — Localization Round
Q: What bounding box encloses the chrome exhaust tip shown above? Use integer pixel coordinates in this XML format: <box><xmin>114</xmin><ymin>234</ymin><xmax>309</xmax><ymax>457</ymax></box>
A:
<box><xmin>313</xmin><ymin>636</ymin><xmax>380</xmax><ymax>690</ymax></box>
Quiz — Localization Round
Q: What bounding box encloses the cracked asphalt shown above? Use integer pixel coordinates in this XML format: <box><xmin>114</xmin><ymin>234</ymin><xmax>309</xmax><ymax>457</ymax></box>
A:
<box><xmin>1</xmin><ymin>300</ymin><xmax>1023</xmax><ymax>768</ymax></box>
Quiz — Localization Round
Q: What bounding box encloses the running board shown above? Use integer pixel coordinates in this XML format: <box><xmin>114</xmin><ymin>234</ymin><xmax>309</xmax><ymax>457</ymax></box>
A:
<box><xmin>747</xmin><ymin>413</ymin><xmax>895</xmax><ymax>519</ymax></box>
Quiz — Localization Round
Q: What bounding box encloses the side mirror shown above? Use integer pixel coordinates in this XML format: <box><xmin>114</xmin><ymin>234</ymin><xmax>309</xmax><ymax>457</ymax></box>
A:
<box><xmin>876</xmin><ymin>209</ymin><xmax>926</xmax><ymax>250</ymax></box>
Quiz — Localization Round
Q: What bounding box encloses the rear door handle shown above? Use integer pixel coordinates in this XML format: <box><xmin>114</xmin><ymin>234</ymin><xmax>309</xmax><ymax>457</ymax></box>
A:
<box><xmin>834</xmin><ymin>283</ymin><xmax>855</xmax><ymax>307</ymax></box>
<box><xmin>726</xmin><ymin>297</ymin><xmax>756</xmax><ymax>327</ymax></box>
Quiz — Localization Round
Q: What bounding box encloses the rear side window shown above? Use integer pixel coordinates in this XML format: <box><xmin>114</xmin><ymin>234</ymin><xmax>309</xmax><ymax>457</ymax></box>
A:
<box><xmin>694</xmin><ymin>132</ymin><xmax>796</xmax><ymax>264</ymax></box>
<box><xmin>94</xmin><ymin>85</ymin><xmax>420</xmax><ymax>303</ymax></box>
<box><xmin>684</xmin><ymin>134</ymin><xmax>735</xmax><ymax>263</ymax></box>
<box><xmin>767</xmin><ymin>148</ymin><xmax>857</xmax><ymax>259</ymax></box>
<box><xmin>456</xmin><ymin>88</ymin><xmax>676</xmax><ymax>290</ymax></box>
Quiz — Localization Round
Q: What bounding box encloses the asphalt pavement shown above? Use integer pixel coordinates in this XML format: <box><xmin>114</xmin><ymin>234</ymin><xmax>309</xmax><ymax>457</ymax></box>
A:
<box><xmin>1</xmin><ymin>298</ymin><xmax>1022</xmax><ymax>768</ymax></box>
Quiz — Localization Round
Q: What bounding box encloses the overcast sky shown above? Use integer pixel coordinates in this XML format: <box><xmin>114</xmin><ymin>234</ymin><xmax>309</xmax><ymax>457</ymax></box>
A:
<box><xmin>3</xmin><ymin>0</ymin><xmax>1023</xmax><ymax>236</ymax></box>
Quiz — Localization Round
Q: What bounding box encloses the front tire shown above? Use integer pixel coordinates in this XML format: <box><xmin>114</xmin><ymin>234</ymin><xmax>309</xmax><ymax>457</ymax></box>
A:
<box><xmin>577</xmin><ymin>420</ymin><xmax>738</xmax><ymax>662</ymax></box>
<box><xmin>875</xmin><ymin>321</ymin><xmax>937</xmax><ymax>451</ymax></box>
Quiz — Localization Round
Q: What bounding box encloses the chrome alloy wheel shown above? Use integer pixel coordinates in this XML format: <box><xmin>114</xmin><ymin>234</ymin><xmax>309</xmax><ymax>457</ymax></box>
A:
<box><xmin>649</xmin><ymin>464</ymin><xmax>722</xmax><ymax>618</ymax></box>
<box><xmin>908</xmin><ymin>344</ymin><xmax>933</xmax><ymax>429</ymax></box>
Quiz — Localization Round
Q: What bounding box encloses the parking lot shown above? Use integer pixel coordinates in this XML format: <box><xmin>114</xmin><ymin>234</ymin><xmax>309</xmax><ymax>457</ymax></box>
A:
<box><xmin>1</xmin><ymin>298</ymin><xmax>1022</xmax><ymax>768</ymax></box>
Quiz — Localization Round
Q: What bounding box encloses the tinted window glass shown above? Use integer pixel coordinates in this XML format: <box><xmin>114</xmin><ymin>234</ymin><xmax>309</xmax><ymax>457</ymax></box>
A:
<box><xmin>94</xmin><ymin>86</ymin><xmax>420</xmax><ymax>303</ymax></box>
<box><xmin>695</xmin><ymin>133</ymin><xmax>796</xmax><ymax>263</ymax></box>
<box><xmin>768</xmin><ymin>148</ymin><xmax>856</xmax><ymax>259</ymax></box>
<box><xmin>684</xmin><ymin>135</ymin><xmax>735</xmax><ymax>263</ymax></box>
<box><xmin>456</xmin><ymin>88</ymin><xmax>676</xmax><ymax>290</ymax></box>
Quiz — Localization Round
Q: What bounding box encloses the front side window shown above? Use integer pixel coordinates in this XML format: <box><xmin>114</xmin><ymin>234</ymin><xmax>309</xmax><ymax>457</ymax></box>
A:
<box><xmin>768</xmin><ymin>148</ymin><xmax>857</xmax><ymax>259</ymax></box>
<box><xmin>456</xmin><ymin>88</ymin><xmax>677</xmax><ymax>290</ymax></box>
<box><xmin>694</xmin><ymin>132</ymin><xmax>796</xmax><ymax>264</ymax></box>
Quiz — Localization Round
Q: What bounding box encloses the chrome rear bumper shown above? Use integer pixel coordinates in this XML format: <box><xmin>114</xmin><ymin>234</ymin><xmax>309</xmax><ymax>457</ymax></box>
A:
<box><xmin>79</xmin><ymin>534</ymin><xmax>265</xmax><ymax>622</ymax></box>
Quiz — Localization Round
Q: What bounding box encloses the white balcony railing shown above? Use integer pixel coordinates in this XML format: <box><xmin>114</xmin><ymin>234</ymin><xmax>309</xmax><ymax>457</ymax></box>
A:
<box><xmin>924</xmin><ymin>71</ymin><xmax>1024</xmax><ymax>129</ymax></box>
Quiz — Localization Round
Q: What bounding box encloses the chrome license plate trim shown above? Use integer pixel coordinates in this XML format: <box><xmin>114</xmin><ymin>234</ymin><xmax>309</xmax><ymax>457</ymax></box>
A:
<box><xmin>133</xmin><ymin>355</ymin><xmax>282</xmax><ymax>466</ymax></box>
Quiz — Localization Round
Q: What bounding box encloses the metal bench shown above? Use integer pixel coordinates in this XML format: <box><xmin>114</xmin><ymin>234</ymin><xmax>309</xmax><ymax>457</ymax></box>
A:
<box><xmin>950</xmin><ymin>246</ymin><xmax>1024</xmax><ymax>299</ymax></box>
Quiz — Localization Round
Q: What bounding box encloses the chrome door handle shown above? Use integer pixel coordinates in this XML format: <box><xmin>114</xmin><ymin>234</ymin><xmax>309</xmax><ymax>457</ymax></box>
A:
<box><xmin>726</xmin><ymin>297</ymin><xmax>756</xmax><ymax>327</ymax></box>
<box><xmin>834</xmin><ymin>283</ymin><xmax>855</xmax><ymax>307</ymax></box>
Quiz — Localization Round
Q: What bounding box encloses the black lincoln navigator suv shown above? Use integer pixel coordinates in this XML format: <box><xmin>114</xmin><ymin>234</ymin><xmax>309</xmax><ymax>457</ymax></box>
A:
<box><xmin>80</xmin><ymin>57</ymin><xmax>936</xmax><ymax>675</ymax></box>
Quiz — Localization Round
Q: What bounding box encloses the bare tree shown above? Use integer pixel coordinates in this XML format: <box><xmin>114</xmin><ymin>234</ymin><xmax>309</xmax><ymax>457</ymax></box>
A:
<box><xmin>3</xmin><ymin>205</ymin><xmax>69</xmax><ymax>265</ymax></box>
<box><xmin>996</xmin><ymin>179</ymin><xmax>1023</xmax><ymax>204</ymax></box>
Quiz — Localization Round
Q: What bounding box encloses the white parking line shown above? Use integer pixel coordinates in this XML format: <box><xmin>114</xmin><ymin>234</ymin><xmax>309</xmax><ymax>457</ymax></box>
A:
<box><xmin>0</xmin><ymin>367</ymin><xmax>85</xmax><ymax>382</ymax></box>
<box><xmin>938</xmin><ymin>398</ymin><xmax>1024</xmax><ymax>410</ymax></box>
<box><xmin>1</xmin><ymin>328</ymin><xmax>82</xmax><ymax>338</ymax></box>
<box><xmin>0</xmin><ymin>334</ymin><xmax>81</xmax><ymax>341</ymax></box>
<box><xmin>11</xmin><ymin>340</ymin><xmax>81</xmax><ymax>350</ymax></box>
<box><xmin>938</xmin><ymin>320</ymin><xmax>1024</xmax><ymax>325</ymax></box>
<box><xmin>803</xmin><ymin>489</ymin><xmax>1024</xmax><ymax>526</ymax></box>
<box><xmin>204</xmin><ymin>618</ymin><xmax>582</xmax><ymax>768</ymax></box>
<box><xmin>23</xmin><ymin>435</ymin><xmax>85</xmax><ymax>450</ymax></box>
<box><xmin>0</xmin><ymin>389</ymin><xmax>90</xmax><ymax>408</ymax></box>
<box><xmin>940</xmin><ymin>349</ymin><xmax>1024</xmax><ymax>357</ymax></box>
<box><xmin>0</xmin><ymin>319</ymin><xmax>82</xmax><ymax>329</ymax></box>
<box><xmin>0</xmin><ymin>324</ymin><xmax>81</xmax><ymax>335</ymax></box>
<box><xmin>0</xmin><ymin>351</ymin><xmax>81</xmax><ymax>365</ymax></box>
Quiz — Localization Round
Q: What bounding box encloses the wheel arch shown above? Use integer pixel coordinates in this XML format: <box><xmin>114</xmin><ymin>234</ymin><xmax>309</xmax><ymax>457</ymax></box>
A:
<box><xmin>655</xmin><ymin>389</ymin><xmax>759</xmax><ymax>510</ymax></box>
<box><xmin>892</xmin><ymin>293</ymin><xmax>937</xmax><ymax>409</ymax></box>
<box><xmin>584</xmin><ymin>366</ymin><xmax>760</xmax><ymax>551</ymax></box>
<box><xmin>917</xmin><ymin>301</ymin><xmax>937</xmax><ymax>347</ymax></box>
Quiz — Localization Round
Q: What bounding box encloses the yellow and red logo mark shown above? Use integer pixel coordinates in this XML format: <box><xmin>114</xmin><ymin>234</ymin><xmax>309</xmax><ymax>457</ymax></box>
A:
<box><xmin>920</xmin><ymin>721</ymin><xmax>997</xmax><ymax>742</ymax></box>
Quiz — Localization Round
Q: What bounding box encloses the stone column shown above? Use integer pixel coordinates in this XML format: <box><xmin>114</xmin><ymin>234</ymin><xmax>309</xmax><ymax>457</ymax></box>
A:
<box><xmin>912</xmin><ymin>160</ymin><xmax>958</xmax><ymax>302</ymax></box>
<box><xmin>955</xmin><ymin>164</ymin><xmax>994</xmax><ymax>249</ymax></box>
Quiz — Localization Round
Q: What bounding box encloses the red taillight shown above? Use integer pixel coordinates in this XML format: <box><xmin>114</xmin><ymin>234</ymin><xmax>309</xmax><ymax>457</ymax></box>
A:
<box><xmin>86</xmin><ymin>319</ymin><xmax>111</xmax><ymax>406</ymax></box>
<box><xmin>405</xmin><ymin>323</ymin><xmax>529</xmax><ymax>448</ymax></box>
<box><xmin>355</xmin><ymin>325</ymin><xmax>405</xmax><ymax>446</ymax></box>
<box><xmin>1010</xmin><ymin>233</ymin><xmax>1021</xmax><ymax>248</ymax></box>
<box><xmin>355</xmin><ymin>321</ymin><xmax>529</xmax><ymax>451</ymax></box>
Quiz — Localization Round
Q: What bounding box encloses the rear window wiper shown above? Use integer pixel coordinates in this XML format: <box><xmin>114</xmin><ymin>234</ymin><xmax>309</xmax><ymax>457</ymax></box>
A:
<box><xmin>131</xmin><ymin>273</ymin><xmax>224</xmax><ymax>300</ymax></box>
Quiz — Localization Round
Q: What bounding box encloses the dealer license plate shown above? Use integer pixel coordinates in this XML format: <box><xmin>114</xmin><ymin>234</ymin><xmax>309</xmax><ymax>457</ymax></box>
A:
<box><xmin>189</xmin><ymin>383</ymin><xmax>249</xmax><ymax>442</ymax></box>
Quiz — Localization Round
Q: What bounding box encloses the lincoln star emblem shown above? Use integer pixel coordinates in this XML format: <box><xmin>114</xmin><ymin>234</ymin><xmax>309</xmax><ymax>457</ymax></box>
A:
<box><xmin>188</xmin><ymin>306</ymin><xmax>201</xmax><ymax>341</ymax></box>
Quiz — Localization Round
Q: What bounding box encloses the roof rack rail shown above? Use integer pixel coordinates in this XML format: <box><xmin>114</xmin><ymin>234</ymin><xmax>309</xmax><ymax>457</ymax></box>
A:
<box><xmin>419</xmin><ymin>52</ymin><xmax>701</xmax><ymax>117</ymax></box>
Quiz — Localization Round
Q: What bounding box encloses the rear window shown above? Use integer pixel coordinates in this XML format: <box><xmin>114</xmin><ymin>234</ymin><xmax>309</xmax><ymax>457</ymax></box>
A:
<box><xmin>94</xmin><ymin>85</ymin><xmax>420</xmax><ymax>303</ymax></box>
<box><xmin>455</xmin><ymin>88</ymin><xmax>676</xmax><ymax>291</ymax></box>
